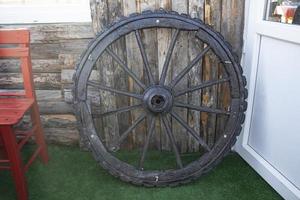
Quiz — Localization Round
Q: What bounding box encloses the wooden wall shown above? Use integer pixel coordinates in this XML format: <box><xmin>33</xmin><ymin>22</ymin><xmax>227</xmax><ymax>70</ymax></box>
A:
<box><xmin>89</xmin><ymin>0</ymin><xmax>245</xmax><ymax>152</ymax></box>
<box><xmin>0</xmin><ymin>0</ymin><xmax>244</xmax><ymax>150</ymax></box>
<box><xmin>0</xmin><ymin>23</ymin><xmax>94</xmax><ymax>145</ymax></box>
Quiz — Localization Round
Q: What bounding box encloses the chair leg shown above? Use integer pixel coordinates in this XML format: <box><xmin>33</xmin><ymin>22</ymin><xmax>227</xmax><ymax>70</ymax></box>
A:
<box><xmin>0</xmin><ymin>125</ymin><xmax>28</xmax><ymax>200</ymax></box>
<box><xmin>30</xmin><ymin>102</ymin><xmax>49</xmax><ymax>164</ymax></box>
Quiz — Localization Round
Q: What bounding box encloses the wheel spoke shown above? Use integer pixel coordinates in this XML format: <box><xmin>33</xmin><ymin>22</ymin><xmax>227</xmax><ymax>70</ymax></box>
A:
<box><xmin>116</xmin><ymin>113</ymin><xmax>146</xmax><ymax>146</ymax></box>
<box><xmin>174</xmin><ymin>102</ymin><xmax>230</xmax><ymax>115</ymax></box>
<box><xmin>159</xmin><ymin>29</ymin><xmax>180</xmax><ymax>85</ymax></box>
<box><xmin>92</xmin><ymin>104</ymin><xmax>142</xmax><ymax>117</ymax></box>
<box><xmin>88</xmin><ymin>80</ymin><xmax>143</xmax><ymax>100</ymax></box>
<box><xmin>135</xmin><ymin>30</ymin><xmax>155</xmax><ymax>85</ymax></box>
<box><xmin>175</xmin><ymin>78</ymin><xmax>230</xmax><ymax>97</ymax></box>
<box><xmin>169</xmin><ymin>46</ymin><xmax>210</xmax><ymax>88</ymax></box>
<box><xmin>106</xmin><ymin>48</ymin><xmax>147</xmax><ymax>90</ymax></box>
<box><xmin>161</xmin><ymin>116</ymin><xmax>183</xmax><ymax>168</ymax></box>
<box><xmin>170</xmin><ymin>111</ymin><xmax>211</xmax><ymax>151</ymax></box>
<box><xmin>139</xmin><ymin>115</ymin><xmax>156</xmax><ymax>169</ymax></box>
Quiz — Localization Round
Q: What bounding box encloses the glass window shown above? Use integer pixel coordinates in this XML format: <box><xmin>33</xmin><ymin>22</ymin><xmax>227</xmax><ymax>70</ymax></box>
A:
<box><xmin>265</xmin><ymin>0</ymin><xmax>300</xmax><ymax>25</ymax></box>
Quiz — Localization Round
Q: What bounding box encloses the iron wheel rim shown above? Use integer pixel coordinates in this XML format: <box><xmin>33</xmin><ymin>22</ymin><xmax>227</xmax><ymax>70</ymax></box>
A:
<box><xmin>73</xmin><ymin>10</ymin><xmax>247</xmax><ymax>186</ymax></box>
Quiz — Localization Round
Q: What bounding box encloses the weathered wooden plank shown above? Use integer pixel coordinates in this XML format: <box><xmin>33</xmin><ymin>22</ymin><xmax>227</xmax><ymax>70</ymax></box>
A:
<box><xmin>140</xmin><ymin>0</ymin><xmax>160</xmax><ymax>150</ymax></box>
<box><xmin>1</xmin><ymin>23</ymin><xmax>94</xmax><ymax>43</ymax></box>
<box><xmin>58</xmin><ymin>53</ymin><xmax>81</xmax><ymax>70</ymax></box>
<box><xmin>31</xmin><ymin>39</ymin><xmax>91</xmax><ymax>59</ymax></box>
<box><xmin>90</xmin><ymin>0</ymin><xmax>106</xmax><ymax>34</ymax></box>
<box><xmin>216</xmin><ymin>65</ymin><xmax>231</xmax><ymax>141</ymax></box>
<box><xmin>201</xmin><ymin>0</ymin><xmax>221</xmax><ymax>147</ymax></box>
<box><xmin>205</xmin><ymin>0</ymin><xmax>222</xmax><ymax>30</ymax></box>
<box><xmin>41</xmin><ymin>114</ymin><xmax>77</xmax><ymax>128</ymax></box>
<box><xmin>187</xmin><ymin>0</ymin><xmax>205</xmax><ymax>152</ymax></box>
<box><xmin>42</xmin><ymin>90</ymin><xmax>64</xmax><ymax>102</ymax></box>
<box><xmin>90</xmin><ymin>0</ymin><xmax>120</xmax><ymax>150</ymax></box>
<box><xmin>61</xmin><ymin>69</ymin><xmax>99</xmax><ymax>84</ymax></box>
<box><xmin>61</xmin><ymin>69</ymin><xmax>75</xmax><ymax>84</ymax></box>
<box><xmin>0</xmin><ymin>72</ymin><xmax>61</xmax><ymax>89</ymax></box>
<box><xmin>64</xmin><ymin>87</ymin><xmax>101</xmax><ymax>105</ymax></box>
<box><xmin>221</xmin><ymin>0</ymin><xmax>245</xmax><ymax>59</ymax></box>
<box><xmin>43</xmin><ymin>128</ymin><xmax>79</xmax><ymax>146</ymax></box>
<box><xmin>157</xmin><ymin>0</ymin><xmax>172</xmax><ymax>151</ymax></box>
<box><xmin>108</xmin><ymin>0</ymin><xmax>132</xmax><ymax>150</ymax></box>
<box><xmin>124</xmin><ymin>0</ymin><xmax>146</xmax><ymax>150</ymax></box>
<box><xmin>38</xmin><ymin>101</ymin><xmax>73</xmax><ymax>114</ymax></box>
<box><xmin>30</xmin><ymin>43</ymin><xmax>60</xmax><ymax>59</ymax></box>
<box><xmin>63</xmin><ymin>89</ymin><xmax>74</xmax><ymax>103</ymax></box>
<box><xmin>171</xmin><ymin>0</ymin><xmax>189</xmax><ymax>153</ymax></box>
<box><xmin>0</xmin><ymin>89</ymin><xmax>62</xmax><ymax>102</ymax></box>
<box><xmin>0</xmin><ymin>59</ymin><xmax>61</xmax><ymax>73</ymax></box>
<box><xmin>18</xmin><ymin>114</ymin><xmax>77</xmax><ymax>129</ymax></box>
<box><xmin>201</xmin><ymin>55</ymin><xmax>219</xmax><ymax>147</ymax></box>
<box><xmin>214</xmin><ymin>1</ymin><xmax>245</xmax><ymax>143</ymax></box>
<box><xmin>35</xmin><ymin>90</ymin><xmax>63</xmax><ymax>102</ymax></box>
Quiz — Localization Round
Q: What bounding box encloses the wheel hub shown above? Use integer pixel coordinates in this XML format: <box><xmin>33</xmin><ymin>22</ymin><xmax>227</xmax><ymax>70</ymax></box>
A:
<box><xmin>143</xmin><ymin>86</ymin><xmax>173</xmax><ymax>113</ymax></box>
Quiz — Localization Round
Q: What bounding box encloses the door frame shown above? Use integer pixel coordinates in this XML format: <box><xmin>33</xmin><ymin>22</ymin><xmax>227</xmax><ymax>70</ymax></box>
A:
<box><xmin>234</xmin><ymin>0</ymin><xmax>300</xmax><ymax>199</ymax></box>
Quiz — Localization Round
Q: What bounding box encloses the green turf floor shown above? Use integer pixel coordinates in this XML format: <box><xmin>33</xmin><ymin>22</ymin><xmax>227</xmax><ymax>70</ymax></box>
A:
<box><xmin>0</xmin><ymin>145</ymin><xmax>282</xmax><ymax>200</ymax></box>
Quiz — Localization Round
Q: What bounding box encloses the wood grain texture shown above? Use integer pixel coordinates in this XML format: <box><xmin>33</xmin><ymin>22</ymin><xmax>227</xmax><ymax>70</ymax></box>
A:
<box><xmin>0</xmin><ymin>72</ymin><xmax>61</xmax><ymax>89</ymax></box>
<box><xmin>43</xmin><ymin>128</ymin><xmax>79</xmax><ymax>145</ymax></box>
<box><xmin>0</xmin><ymin>59</ymin><xmax>61</xmax><ymax>73</ymax></box>
<box><xmin>200</xmin><ymin>0</ymin><xmax>221</xmax><ymax>147</ymax></box>
<box><xmin>1</xmin><ymin>22</ymin><xmax>94</xmax><ymax>146</ymax></box>
<box><xmin>18</xmin><ymin>114</ymin><xmax>77</xmax><ymax>129</ymax></box>
<box><xmin>58</xmin><ymin>53</ymin><xmax>81</xmax><ymax>70</ymax></box>
<box><xmin>1</xmin><ymin>23</ymin><xmax>93</xmax><ymax>43</ymax></box>
<box><xmin>0</xmin><ymin>89</ymin><xmax>62</xmax><ymax>101</ymax></box>
<box><xmin>30</xmin><ymin>39</ymin><xmax>91</xmax><ymax>59</ymax></box>
<box><xmin>171</xmin><ymin>0</ymin><xmax>189</xmax><ymax>153</ymax></box>
<box><xmin>140</xmin><ymin>0</ymin><xmax>160</xmax><ymax>150</ymax></box>
<box><xmin>64</xmin><ymin>88</ymin><xmax>101</xmax><ymax>105</ymax></box>
<box><xmin>109</xmin><ymin>0</ymin><xmax>130</xmax><ymax>150</ymax></box>
<box><xmin>216</xmin><ymin>0</ymin><xmax>244</xmax><ymax>143</ymax></box>
<box><xmin>61</xmin><ymin>69</ymin><xmax>99</xmax><ymax>84</ymax></box>
<box><xmin>187</xmin><ymin>0</ymin><xmax>205</xmax><ymax>152</ymax></box>
<box><xmin>38</xmin><ymin>101</ymin><xmax>73</xmax><ymax>114</ymax></box>
<box><xmin>221</xmin><ymin>0</ymin><xmax>245</xmax><ymax>59</ymax></box>
<box><xmin>90</xmin><ymin>0</ymin><xmax>121</xmax><ymax>149</ymax></box>
<box><xmin>157</xmin><ymin>0</ymin><xmax>172</xmax><ymax>151</ymax></box>
<box><xmin>124</xmin><ymin>0</ymin><xmax>146</xmax><ymax>150</ymax></box>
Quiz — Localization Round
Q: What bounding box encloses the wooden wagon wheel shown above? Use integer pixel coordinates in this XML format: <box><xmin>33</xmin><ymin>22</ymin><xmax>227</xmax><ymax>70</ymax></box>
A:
<box><xmin>73</xmin><ymin>9</ymin><xmax>247</xmax><ymax>186</ymax></box>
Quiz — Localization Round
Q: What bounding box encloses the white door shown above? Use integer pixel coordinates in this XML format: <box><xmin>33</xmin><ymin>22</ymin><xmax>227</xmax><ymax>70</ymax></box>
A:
<box><xmin>234</xmin><ymin>0</ymin><xmax>300</xmax><ymax>199</ymax></box>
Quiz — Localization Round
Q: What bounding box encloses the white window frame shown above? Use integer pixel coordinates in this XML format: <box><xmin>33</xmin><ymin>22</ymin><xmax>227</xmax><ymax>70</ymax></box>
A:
<box><xmin>0</xmin><ymin>0</ymin><xmax>91</xmax><ymax>24</ymax></box>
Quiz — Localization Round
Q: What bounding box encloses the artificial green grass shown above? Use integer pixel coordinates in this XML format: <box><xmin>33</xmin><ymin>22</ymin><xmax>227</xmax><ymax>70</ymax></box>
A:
<box><xmin>0</xmin><ymin>145</ymin><xmax>282</xmax><ymax>200</ymax></box>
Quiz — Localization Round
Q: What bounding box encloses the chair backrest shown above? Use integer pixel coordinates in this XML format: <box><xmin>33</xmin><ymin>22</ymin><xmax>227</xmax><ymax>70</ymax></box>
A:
<box><xmin>0</xmin><ymin>29</ymin><xmax>36</xmax><ymax>99</ymax></box>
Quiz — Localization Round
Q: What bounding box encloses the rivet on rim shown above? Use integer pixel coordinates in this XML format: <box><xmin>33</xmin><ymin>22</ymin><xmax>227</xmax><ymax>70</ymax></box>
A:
<box><xmin>88</xmin><ymin>54</ymin><xmax>93</xmax><ymax>61</ymax></box>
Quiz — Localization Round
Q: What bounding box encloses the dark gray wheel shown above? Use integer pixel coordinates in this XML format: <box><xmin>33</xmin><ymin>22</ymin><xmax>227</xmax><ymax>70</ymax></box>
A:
<box><xmin>73</xmin><ymin>9</ymin><xmax>247</xmax><ymax>186</ymax></box>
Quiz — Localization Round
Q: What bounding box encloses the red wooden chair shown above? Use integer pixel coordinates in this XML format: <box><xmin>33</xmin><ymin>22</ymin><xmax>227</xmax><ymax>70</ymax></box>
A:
<box><xmin>0</xmin><ymin>29</ymin><xmax>49</xmax><ymax>200</ymax></box>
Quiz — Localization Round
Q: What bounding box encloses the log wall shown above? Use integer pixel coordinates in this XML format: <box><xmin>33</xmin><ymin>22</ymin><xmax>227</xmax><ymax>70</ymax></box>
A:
<box><xmin>0</xmin><ymin>23</ymin><xmax>94</xmax><ymax>145</ymax></box>
<box><xmin>0</xmin><ymin>0</ymin><xmax>244</xmax><ymax>150</ymax></box>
